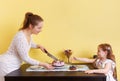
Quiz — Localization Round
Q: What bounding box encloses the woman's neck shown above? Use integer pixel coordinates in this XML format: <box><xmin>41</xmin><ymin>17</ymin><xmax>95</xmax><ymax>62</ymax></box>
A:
<box><xmin>22</xmin><ymin>28</ymin><xmax>32</xmax><ymax>37</ymax></box>
<box><xmin>22</xmin><ymin>28</ymin><xmax>32</xmax><ymax>45</ymax></box>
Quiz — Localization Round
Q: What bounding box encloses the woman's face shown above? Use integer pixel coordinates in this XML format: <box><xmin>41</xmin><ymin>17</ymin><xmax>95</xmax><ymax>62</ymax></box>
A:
<box><xmin>31</xmin><ymin>21</ymin><xmax>43</xmax><ymax>34</ymax></box>
<box><xmin>97</xmin><ymin>48</ymin><xmax>107</xmax><ymax>58</ymax></box>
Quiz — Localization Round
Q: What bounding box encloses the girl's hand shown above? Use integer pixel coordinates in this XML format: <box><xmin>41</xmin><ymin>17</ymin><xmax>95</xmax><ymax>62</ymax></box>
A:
<box><xmin>72</xmin><ymin>57</ymin><xmax>80</xmax><ymax>61</ymax></box>
<box><xmin>85</xmin><ymin>70</ymin><xmax>94</xmax><ymax>74</ymax></box>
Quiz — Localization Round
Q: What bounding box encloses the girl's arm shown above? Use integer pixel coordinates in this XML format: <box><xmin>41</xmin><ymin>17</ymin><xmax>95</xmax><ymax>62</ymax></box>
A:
<box><xmin>73</xmin><ymin>57</ymin><xmax>95</xmax><ymax>63</ymax></box>
<box><xmin>85</xmin><ymin>62</ymin><xmax>111</xmax><ymax>74</ymax></box>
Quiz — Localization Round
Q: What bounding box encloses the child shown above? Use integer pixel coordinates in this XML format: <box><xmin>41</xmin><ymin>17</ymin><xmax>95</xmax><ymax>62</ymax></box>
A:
<box><xmin>72</xmin><ymin>43</ymin><xmax>117</xmax><ymax>81</ymax></box>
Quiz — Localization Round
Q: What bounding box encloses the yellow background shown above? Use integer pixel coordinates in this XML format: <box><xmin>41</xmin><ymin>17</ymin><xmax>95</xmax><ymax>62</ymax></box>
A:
<box><xmin>0</xmin><ymin>0</ymin><xmax>120</xmax><ymax>80</ymax></box>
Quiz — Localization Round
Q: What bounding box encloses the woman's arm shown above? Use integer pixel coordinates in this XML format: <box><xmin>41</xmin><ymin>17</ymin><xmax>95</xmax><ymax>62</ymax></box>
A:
<box><xmin>31</xmin><ymin>41</ymin><xmax>46</xmax><ymax>52</ymax></box>
<box><xmin>15</xmin><ymin>37</ymin><xmax>53</xmax><ymax>69</ymax></box>
<box><xmin>15</xmin><ymin>36</ymin><xmax>40</xmax><ymax>65</ymax></box>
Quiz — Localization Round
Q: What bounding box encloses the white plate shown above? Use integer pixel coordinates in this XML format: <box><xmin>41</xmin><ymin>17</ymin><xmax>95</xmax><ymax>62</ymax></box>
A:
<box><xmin>53</xmin><ymin>66</ymin><xmax>66</xmax><ymax>69</ymax></box>
<box><xmin>29</xmin><ymin>66</ymin><xmax>44</xmax><ymax>70</ymax></box>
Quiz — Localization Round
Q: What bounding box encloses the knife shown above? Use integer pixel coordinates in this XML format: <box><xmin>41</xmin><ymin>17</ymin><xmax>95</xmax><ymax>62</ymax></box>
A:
<box><xmin>44</xmin><ymin>49</ymin><xmax>59</xmax><ymax>61</ymax></box>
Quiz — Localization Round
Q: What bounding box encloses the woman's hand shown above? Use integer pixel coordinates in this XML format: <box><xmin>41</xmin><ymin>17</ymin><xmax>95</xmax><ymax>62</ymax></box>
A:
<box><xmin>39</xmin><ymin>62</ymin><xmax>54</xmax><ymax>70</ymax></box>
<box><xmin>37</xmin><ymin>45</ymin><xmax>46</xmax><ymax>53</ymax></box>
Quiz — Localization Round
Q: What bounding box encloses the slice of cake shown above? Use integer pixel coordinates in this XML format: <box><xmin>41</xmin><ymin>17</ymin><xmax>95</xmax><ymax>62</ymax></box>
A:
<box><xmin>69</xmin><ymin>65</ymin><xmax>77</xmax><ymax>70</ymax></box>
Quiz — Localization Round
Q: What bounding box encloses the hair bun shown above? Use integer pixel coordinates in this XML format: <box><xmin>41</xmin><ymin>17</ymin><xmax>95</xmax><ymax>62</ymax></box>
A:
<box><xmin>25</xmin><ymin>12</ymin><xmax>33</xmax><ymax>18</ymax></box>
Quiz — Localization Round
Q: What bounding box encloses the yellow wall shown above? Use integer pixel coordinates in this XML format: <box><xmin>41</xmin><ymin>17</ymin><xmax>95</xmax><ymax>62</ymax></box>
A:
<box><xmin>0</xmin><ymin>0</ymin><xmax>120</xmax><ymax>80</ymax></box>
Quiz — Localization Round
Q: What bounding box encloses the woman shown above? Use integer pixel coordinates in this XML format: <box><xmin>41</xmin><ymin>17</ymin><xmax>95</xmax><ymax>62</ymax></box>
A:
<box><xmin>0</xmin><ymin>12</ymin><xmax>54</xmax><ymax>81</ymax></box>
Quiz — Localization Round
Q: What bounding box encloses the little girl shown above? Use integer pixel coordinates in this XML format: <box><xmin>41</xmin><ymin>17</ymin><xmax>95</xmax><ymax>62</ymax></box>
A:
<box><xmin>72</xmin><ymin>43</ymin><xmax>117</xmax><ymax>81</ymax></box>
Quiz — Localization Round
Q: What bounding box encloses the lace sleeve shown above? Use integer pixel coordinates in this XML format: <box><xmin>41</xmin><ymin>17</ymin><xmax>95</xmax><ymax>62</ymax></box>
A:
<box><xmin>15</xmin><ymin>35</ymin><xmax>40</xmax><ymax>65</ymax></box>
<box><xmin>31</xmin><ymin>40</ymin><xmax>37</xmax><ymax>48</ymax></box>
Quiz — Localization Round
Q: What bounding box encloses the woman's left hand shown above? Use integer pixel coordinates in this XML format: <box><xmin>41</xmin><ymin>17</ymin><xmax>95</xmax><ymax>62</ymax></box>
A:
<box><xmin>40</xmin><ymin>63</ymin><xmax>54</xmax><ymax>70</ymax></box>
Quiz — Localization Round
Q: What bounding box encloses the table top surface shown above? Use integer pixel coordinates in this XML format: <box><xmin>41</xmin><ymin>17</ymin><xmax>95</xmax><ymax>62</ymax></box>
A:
<box><xmin>5</xmin><ymin>63</ymin><xmax>106</xmax><ymax>78</ymax></box>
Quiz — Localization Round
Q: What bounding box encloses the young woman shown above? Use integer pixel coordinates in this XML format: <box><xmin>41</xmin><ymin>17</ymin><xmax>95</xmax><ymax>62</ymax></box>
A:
<box><xmin>72</xmin><ymin>43</ymin><xmax>117</xmax><ymax>81</ymax></box>
<box><xmin>0</xmin><ymin>12</ymin><xmax>54</xmax><ymax>81</ymax></box>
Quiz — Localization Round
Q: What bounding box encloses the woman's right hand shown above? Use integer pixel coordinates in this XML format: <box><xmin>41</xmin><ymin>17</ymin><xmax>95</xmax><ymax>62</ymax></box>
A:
<box><xmin>37</xmin><ymin>45</ymin><xmax>46</xmax><ymax>53</ymax></box>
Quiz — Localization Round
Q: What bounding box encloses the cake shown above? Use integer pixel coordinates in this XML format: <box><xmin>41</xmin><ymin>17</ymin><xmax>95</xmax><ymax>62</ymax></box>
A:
<box><xmin>69</xmin><ymin>65</ymin><xmax>77</xmax><ymax>70</ymax></box>
<box><xmin>52</xmin><ymin>60</ymin><xmax>65</xmax><ymax>67</ymax></box>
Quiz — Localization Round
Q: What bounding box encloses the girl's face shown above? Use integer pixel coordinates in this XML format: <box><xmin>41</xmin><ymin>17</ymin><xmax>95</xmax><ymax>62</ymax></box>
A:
<box><xmin>31</xmin><ymin>21</ymin><xmax>43</xmax><ymax>34</ymax></box>
<box><xmin>97</xmin><ymin>48</ymin><xmax>107</xmax><ymax>58</ymax></box>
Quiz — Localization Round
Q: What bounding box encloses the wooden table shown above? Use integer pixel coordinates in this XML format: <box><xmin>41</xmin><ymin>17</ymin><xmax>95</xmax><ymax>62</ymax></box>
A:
<box><xmin>5</xmin><ymin>63</ymin><xmax>106</xmax><ymax>81</ymax></box>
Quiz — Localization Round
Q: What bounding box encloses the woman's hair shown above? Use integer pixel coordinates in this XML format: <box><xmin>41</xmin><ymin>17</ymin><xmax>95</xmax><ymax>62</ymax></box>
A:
<box><xmin>93</xmin><ymin>43</ymin><xmax>117</xmax><ymax>79</ymax></box>
<box><xmin>19</xmin><ymin>12</ymin><xmax>43</xmax><ymax>30</ymax></box>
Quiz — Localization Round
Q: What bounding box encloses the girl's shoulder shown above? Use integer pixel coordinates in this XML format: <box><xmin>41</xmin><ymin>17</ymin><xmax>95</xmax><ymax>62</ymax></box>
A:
<box><xmin>104</xmin><ymin>59</ymin><xmax>116</xmax><ymax>67</ymax></box>
<box><xmin>96</xmin><ymin>59</ymin><xmax>115</xmax><ymax>64</ymax></box>
<box><xmin>105</xmin><ymin>59</ymin><xmax>115</xmax><ymax>63</ymax></box>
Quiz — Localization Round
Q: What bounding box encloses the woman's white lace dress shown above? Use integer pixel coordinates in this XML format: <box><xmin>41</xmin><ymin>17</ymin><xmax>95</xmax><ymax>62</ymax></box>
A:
<box><xmin>0</xmin><ymin>31</ymin><xmax>40</xmax><ymax>81</ymax></box>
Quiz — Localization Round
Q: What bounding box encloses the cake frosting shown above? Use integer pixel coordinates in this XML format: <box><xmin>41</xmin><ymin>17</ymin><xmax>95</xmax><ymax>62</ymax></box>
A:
<box><xmin>52</xmin><ymin>60</ymin><xmax>64</xmax><ymax>67</ymax></box>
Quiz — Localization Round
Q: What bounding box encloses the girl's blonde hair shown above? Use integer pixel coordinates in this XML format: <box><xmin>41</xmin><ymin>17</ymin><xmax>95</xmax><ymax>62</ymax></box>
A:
<box><xmin>93</xmin><ymin>43</ymin><xmax>117</xmax><ymax>79</ymax></box>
